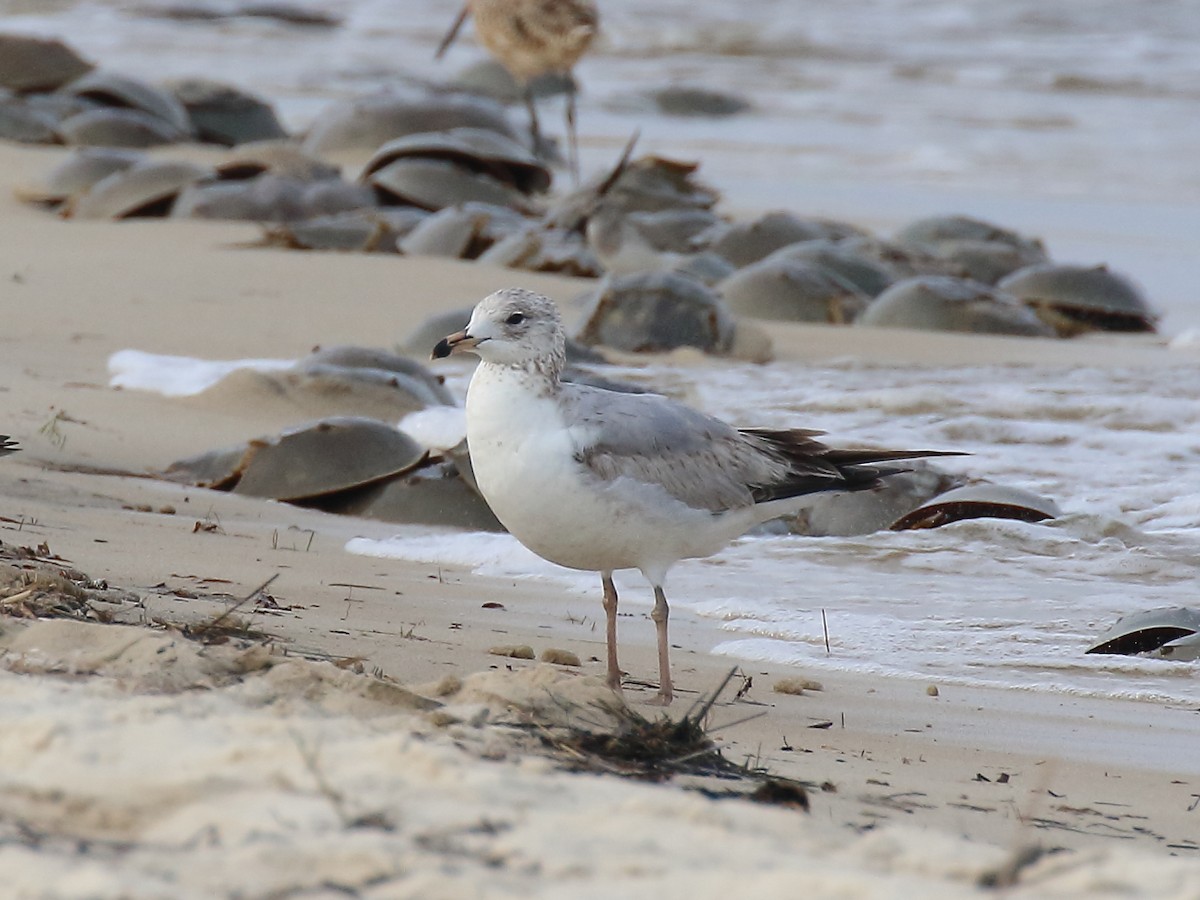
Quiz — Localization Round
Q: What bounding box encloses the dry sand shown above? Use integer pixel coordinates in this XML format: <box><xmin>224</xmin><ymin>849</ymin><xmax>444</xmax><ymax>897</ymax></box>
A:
<box><xmin>2</xmin><ymin>142</ymin><xmax>1200</xmax><ymax>898</ymax></box>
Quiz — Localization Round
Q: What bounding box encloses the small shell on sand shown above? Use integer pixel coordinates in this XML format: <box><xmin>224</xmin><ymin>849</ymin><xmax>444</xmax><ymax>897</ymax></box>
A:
<box><xmin>774</xmin><ymin>677</ymin><xmax>823</xmax><ymax>695</ymax></box>
<box><xmin>489</xmin><ymin>645</ymin><xmax>535</xmax><ymax>660</ymax></box>
<box><xmin>540</xmin><ymin>648</ymin><xmax>582</xmax><ymax>667</ymax></box>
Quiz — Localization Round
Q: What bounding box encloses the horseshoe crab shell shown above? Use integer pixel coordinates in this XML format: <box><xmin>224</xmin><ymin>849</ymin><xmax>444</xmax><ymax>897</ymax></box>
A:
<box><xmin>717</xmin><ymin>257</ymin><xmax>870</xmax><ymax>324</ymax></box>
<box><xmin>162</xmin><ymin>441</ymin><xmax>256</xmax><ymax>489</ymax></box>
<box><xmin>61</xmin><ymin>70</ymin><xmax>194</xmax><ymax>136</ymax></box>
<box><xmin>575</xmin><ymin>271</ymin><xmax>737</xmax><ymax>355</ymax></box>
<box><xmin>327</xmin><ymin>459</ymin><xmax>504</xmax><ymax>531</ymax></box>
<box><xmin>172</xmin><ymin>173</ymin><xmax>373</xmax><ymax>222</ymax></box>
<box><xmin>15</xmin><ymin>147</ymin><xmax>143</xmax><ymax>206</ymax></box>
<box><xmin>57</xmin><ymin>107</ymin><xmax>186</xmax><ymax>148</ymax></box>
<box><xmin>476</xmin><ymin>223</ymin><xmax>602</xmax><ymax>276</ymax></box>
<box><xmin>167</xmin><ymin>77</ymin><xmax>288</xmax><ymax>146</ymax></box>
<box><xmin>890</xmin><ymin>483</ymin><xmax>1061</xmax><ymax>530</ymax></box>
<box><xmin>705</xmin><ymin>211</ymin><xmax>864</xmax><ymax>268</ymax></box>
<box><xmin>262</xmin><ymin>208</ymin><xmax>427</xmax><ymax>252</ymax></box>
<box><xmin>214</xmin><ymin>140</ymin><xmax>340</xmax><ymax>181</ymax></box>
<box><xmin>302</xmin><ymin>90</ymin><xmax>522</xmax><ymax>159</ymax></box>
<box><xmin>398</xmin><ymin>202</ymin><xmax>526</xmax><ymax>258</ymax></box>
<box><xmin>365</xmin><ymin>157</ymin><xmax>534</xmax><ymax>213</ymax></box>
<box><xmin>67</xmin><ymin>159</ymin><xmax>211</xmax><ymax>219</ymax></box>
<box><xmin>233</xmin><ymin>416</ymin><xmax>426</xmax><ymax>501</ymax></box>
<box><xmin>362</xmin><ymin>128</ymin><xmax>550</xmax><ymax>195</ymax></box>
<box><xmin>894</xmin><ymin>214</ymin><xmax>1045</xmax><ymax>257</ymax></box>
<box><xmin>299</xmin><ymin>345</ymin><xmax>456</xmax><ymax>406</ymax></box>
<box><xmin>856</xmin><ymin>276</ymin><xmax>1055</xmax><ymax>337</ymax></box>
<box><xmin>546</xmin><ymin>154</ymin><xmax>719</xmax><ymax>230</ymax></box>
<box><xmin>1085</xmin><ymin>607</ymin><xmax>1200</xmax><ymax>659</ymax></box>
<box><xmin>925</xmin><ymin>238</ymin><xmax>1047</xmax><ymax>286</ymax></box>
<box><xmin>997</xmin><ymin>264</ymin><xmax>1158</xmax><ymax>336</ymax></box>
<box><xmin>769</xmin><ymin>239</ymin><xmax>897</xmax><ymax>298</ymax></box>
<box><xmin>0</xmin><ymin>97</ymin><xmax>60</xmax><ymax>144</ymax></box>
<box><xmin>0</xmin><ymin>34</ymin><xmax>93</xmax><ymax>93</ymax></box>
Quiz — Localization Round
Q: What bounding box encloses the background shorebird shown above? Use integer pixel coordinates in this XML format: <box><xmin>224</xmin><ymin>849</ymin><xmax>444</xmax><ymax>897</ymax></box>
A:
<box><xmin>436</xmin><ymin>0</ymin><xmax>599</xmax><ymax>179</ymax></box>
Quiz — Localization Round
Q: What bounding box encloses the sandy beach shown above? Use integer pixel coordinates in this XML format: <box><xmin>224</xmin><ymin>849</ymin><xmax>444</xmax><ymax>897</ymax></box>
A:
<box><xmin>2</xmin><ymin>134</ymin><xmax>1200</xmax><ymax>898</ymax></box>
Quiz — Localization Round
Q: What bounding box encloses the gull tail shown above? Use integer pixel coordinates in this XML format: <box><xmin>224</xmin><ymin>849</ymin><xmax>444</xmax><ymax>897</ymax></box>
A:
<box><xmin>740</xmin><ymin>427</ymin><xmax>965</xmax><ymax>504</ymax></box>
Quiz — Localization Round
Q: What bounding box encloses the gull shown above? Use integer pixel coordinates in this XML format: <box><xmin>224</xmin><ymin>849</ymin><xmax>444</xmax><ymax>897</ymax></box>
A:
<box><xmin>436</xmin><ymin>0</ymin><xmax>599</xmax><ymax>179</ymax></box>
<box><xmin>433</xmin><ymin>288</ymin><xmax>960</xmax><ymax>704</ymax></box>
<box><xmin>0</xmin><ymin>436</ymin><xmax>18</xmax><ymax>456</ymax></box>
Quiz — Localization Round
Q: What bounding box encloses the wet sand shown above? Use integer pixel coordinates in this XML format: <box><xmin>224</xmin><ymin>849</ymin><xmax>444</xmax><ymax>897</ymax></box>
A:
<box><xmin>2</xmin><ymin>141</ymin><xmax>1200</xmax><ymax>896</ymax></box>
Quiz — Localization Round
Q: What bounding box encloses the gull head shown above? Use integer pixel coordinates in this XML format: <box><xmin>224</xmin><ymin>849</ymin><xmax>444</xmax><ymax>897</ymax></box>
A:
<box><xmin>432</xmin><ymin>288</ymin><xmax>566</xmax><ymax>371</ymax></box>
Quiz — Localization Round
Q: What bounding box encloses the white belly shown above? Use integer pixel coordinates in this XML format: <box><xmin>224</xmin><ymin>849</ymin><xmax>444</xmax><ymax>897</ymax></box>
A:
<box><xmin>465</xmin><ymin>367</ymin><xmax>744</xmax><ymax>576</ymax></box>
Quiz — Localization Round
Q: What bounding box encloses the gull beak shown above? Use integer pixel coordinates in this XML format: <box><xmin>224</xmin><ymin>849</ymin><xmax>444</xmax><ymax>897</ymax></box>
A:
<box><xmin>431</xmin><ymin>329</ymin><xmax>479</xmax><ymax>359</ymax></box>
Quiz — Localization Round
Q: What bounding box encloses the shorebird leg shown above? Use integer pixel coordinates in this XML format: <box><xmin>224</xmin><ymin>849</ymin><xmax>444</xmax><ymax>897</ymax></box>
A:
<box><xmin>434</xmin><ymin>4</ymin><xmax>470</xmax><ymax>59</ymax></box>
<box><xmin>650</xmin><ymin>585</ymin><xmax>674</xmax><ymax>705</ymax></box>
<box><xmin>524</xmin><ymin>83</ymin><xmax>544</xmax><ymax>160</ymax></box>
<box><xmin>565</xmin><ymin>79</ymin><xmax>581</xmax><ymax>183</ymax></box>
<box><xmin>601</xmin><ymin>572</ymin><xmax>622</xmax><ymax>691</ymax></box>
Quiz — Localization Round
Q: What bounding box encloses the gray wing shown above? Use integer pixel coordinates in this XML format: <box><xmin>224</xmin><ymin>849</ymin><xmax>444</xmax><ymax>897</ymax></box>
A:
<box><xmin>559</xmin><ymin>383</ymin><xmax>840</xmax><ymax>512</ymax></box>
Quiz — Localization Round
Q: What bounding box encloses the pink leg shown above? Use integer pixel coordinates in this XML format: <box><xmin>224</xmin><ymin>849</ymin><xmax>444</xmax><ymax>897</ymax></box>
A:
<box><xmin>650</xmin><ymin>585</ymin><xmax>674</xmax><ymax>705</ymax></box>
<box><xmin>601</xmin><ymin>573</ymin><xmax>622</xmax><ymax>691</ymax></box>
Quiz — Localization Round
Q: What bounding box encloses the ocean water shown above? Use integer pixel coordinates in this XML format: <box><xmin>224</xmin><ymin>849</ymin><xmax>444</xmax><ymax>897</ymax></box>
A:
<box><xmin>44</xmin><ymin>0</ymin><xmax>1200</xmax><ymax>702</ymax></box>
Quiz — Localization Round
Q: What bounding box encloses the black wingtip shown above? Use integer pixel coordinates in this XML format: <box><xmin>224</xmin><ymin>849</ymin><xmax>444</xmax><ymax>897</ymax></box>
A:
<box><xmin>431</xmin><ymin>338</ymin><xmax>452</xmax><ymax>360</ymax></box>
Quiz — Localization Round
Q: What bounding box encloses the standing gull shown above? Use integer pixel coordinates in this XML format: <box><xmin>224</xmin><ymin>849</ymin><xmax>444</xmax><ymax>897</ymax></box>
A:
<box><xmin>434</xmin><ymin>288</ymin><xmax>960</xmax><ymax>704</ymax></box>
<box><xmin>436</xmin><ymin>0</ymin><xmax>599</xmax><ymax>178</ymax></box>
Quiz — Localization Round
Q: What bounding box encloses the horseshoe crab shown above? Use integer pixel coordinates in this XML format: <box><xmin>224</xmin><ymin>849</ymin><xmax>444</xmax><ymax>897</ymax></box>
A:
<box><xmin>172</xmin><ymin>173</ymin><xmax>374</xmax><ymax>222</ymax></box>
<box><xmin>365</xmin><ymin>157</ymin><xmax>533</xmax><ymax>213</ymax></box>
<box><xmin>262</xmin><ymin>207</ymin><xmax>427</xmax><ymax>252</ymax></box>
<box><xmin>66</xmin><ymin>159</ymin><xmax>211</xmax><ymax>219</ymax></box>
<box><xmin>15</xmin><ymin>147</ymin><xmax>143</xmax><ymax>207</ymax></box>
<box><xmin>926</xmin><ymin>239</ymin><xmax>1047</xmax><ymax>285</ymax></box>
<box><xmin>57</xmin><ymin>107</ymin><xmax>186</xmax><ymax>148</ymax></box>
<box><xmin>301</xmin><ymin>90</ymin><xmax>522</xmax><ymax>159</ymax></box>
<box><xmin>233</xmin><ymin>417</ymin><xmax>427</xmax><ymax>501</ymax></box>
<box><xmin>547</xmin><ymin>154</ymin><xmax>719</xmax><ymax>230</ymax></box>
<box><xmin>585</xmin><ymin>203</ymin><xmax>725</xmax><ymax>276</ymax></box>
<box><xmin>777</xmin><ymin>239</ymin><xmax>897</xmax><ymax>298</ymax></box>
<box><xmin>0</xmin><ymin>96</ymin><xmax>59</xmax><ymax>144</ymax></box>
<box><xmin>398</xmin><ymin>202</ymin><xmax>525</xmax><ymax>258</ymax></box>
<box><xmin>162</xmin><ymin>440</ymin><xmax>256</xmax><ymax>490</ymax></box>
<box><xmin>997</xmin><ymin>264</ymin><xmax>1158</xmax><ymax>336</ymax></box>
<box><xmin>838</xmin><ymin>235</ymin><xmax>959</xmax><ymax>281</ymax></box>
<box><xmin>1085</xmin><ymin>607</ymin><xmax>1200</xmax><ymax>660</ymax></box>
<box><xmin>0</xmin><ymin>34</ymin><xmax>93</xmax><ymax>93</ymax></box>
<box><xmin>476</xmin><ymin>223</ymin><xmax>602</xmax><ymax>276</ymax></box>
<box><xmin>167</xmin><ymin>77</ymin><xmax>288</xmax><ymax>146</ymax></box>
<box><xmin>787</xmin><ymin>467</ymin><xmax>959</xmax><ymax>537</ymax></box>
<box><xmin>704</xmin><ymin>211</ymin><xmax>865</xmax><ymax>268</ymax></box>
<box><xmin>717</xmin><ymin>256</ymin><xmax>870</xmax><ymax>324</ymax></box>
<box><xmin>299</xmin><ymin>345</ymin><xmax>456</xmax><ymax>406</ymax></box>
<box><xmin>575</xmin><ymin>271</ymin><xmax>737</xmax><ymax>355</ymax></box>
<box><xmin>855</xmin><ymin>276</ymin><xmax>1055</xmax><ymax>337</ymax></box>
<box><xmin>328</xmin><ymin>459</ymin><xmax>504</xmax><ymax>531</ymax></box>
<box><xmin>893</xmin><ymin>214</ymin><xmax>1046</xmax><ymax>258</ymax></box>
<box><xmin>214</xmin><ymin>140</ymin><xmax>340</xmax><ymax>181</ymax></box>
<box><xmin>890</xmin><ymin>483</ymin><xmax>1061</xmax><ymax>530</ymax></box>
<box><xmin>61</xmin><ymin>70</ymin><xmax>194</xmax><ymax>136</ymax></box>
<box><xmin>361</xmin><ymin>128</ymin><xmax>551</xmax><ymax>195</ymax></box>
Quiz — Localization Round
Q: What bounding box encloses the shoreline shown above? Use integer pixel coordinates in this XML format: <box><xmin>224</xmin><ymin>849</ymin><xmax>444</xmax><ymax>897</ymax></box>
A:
<box><xmin>3</xmin><ymin>139</ymin><xmax>1200</xmax><ymax>893</ymax></box>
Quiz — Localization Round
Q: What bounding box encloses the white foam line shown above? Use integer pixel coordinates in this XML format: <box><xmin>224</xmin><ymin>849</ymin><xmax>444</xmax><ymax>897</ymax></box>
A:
<box><xmin>108</xmin><ymin>349</ymin><xmax>295</xmax><ymax>397</ymax></box>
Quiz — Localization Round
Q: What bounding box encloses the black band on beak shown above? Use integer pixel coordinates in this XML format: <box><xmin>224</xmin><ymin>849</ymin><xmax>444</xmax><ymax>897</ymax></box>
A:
<box><xmin>431</xmin><ymin>337</ymin><xmax>454</xmax><ymax>359</ymax></box>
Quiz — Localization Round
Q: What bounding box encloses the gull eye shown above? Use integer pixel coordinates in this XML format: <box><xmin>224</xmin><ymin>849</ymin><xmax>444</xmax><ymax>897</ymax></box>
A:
<box><xmin>505</xmin><ymin>312</ymin><xmax>526</xmax><ymax>325</ymax></box>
